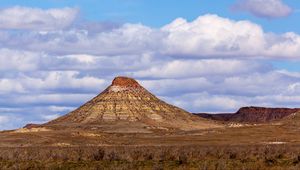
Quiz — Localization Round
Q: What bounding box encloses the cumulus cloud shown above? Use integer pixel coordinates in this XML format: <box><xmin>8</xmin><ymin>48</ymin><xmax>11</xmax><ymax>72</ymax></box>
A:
<box><xmin>161</xmin><ymin>15</ymin><xmax>300</xmax><ymax>58</ymax></box>
<box><xmin>133</xmin><ymin>59</ymin><xmax>270</xmax><ymax>78</ymax></box>
<box><xmin>141</xmin><ymin>78</ymin><xmax>212</xmax><ymax>96</ymax></box>
<box><xmin>233</xmin><ymin>0</ymin><xmax>292</xmax><ymax>18</ymax></box>
<box><xmin>0</xmin><ymin>49</ymin><xmax>43</xmax><ymax>71</ymax></box>
<box><xmin>0</xmin><ymin>6</ymin><xmax>79</xmax><ymax>30</ymax></box>
<box><xmin>0</xmin><ymin>115</ymin><xmax>9</xmax><ymax>124</ymax></box>
<box><xmin>265</xmin><ymin>32</ymin><xmax>300</xmax><ymax>57</ymax></box>
<box><xmin>164</xmin><ymin>93</ymin><xmax>247</xmax><ymax>113</ymax></box>
<box><xmin>2</xmin><ymin>14</ymin><xmax>300</xmax><ymax>58</ymax></box>
<box><xmin>0</xmin><ymin>79</ymin><xmax>25</xmax><ymax>94</ymax></box>
<box><xmin>162</xmin><ymin>15</ymin><xmax>266</xmax><ymax>57</ymax></box>
<box><xmin>141</xmin><ymin>69</ymin><xmax>300</xmax><ymax>101</ymax></box>
<box><xmin>7</xmin><ymin>23</ymin><xmax>162</xmax><ymax>56</ymax></box>
<box><xmin>0</xmin><ymin>71</ymin><xmax>107</xmax><ymax>95</ymax></box>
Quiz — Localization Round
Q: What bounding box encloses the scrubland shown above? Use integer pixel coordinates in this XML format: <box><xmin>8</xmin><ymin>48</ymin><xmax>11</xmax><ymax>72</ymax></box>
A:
<box><xmin>1</xmin><ymin>145</ymin><xmax>300</xmax><ymax>169</ymax></box>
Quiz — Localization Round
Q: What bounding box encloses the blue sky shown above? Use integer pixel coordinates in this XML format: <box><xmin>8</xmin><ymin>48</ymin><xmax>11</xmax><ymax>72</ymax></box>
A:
<box><xmin>1</xmin><ymin>0</ymin><xmax>299</xmax><ymax>33</ymax></box>
<box><xmin>1</xmin><ymin>0</ymin><xmax>300</xmax><ymax>129</ymax></box>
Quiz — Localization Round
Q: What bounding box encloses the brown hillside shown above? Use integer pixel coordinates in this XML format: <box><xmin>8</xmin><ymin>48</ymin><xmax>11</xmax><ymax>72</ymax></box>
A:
<box><xmin>45</xmin><ymin>76</ymin><xmax>220</xmax><ymax>131</ymax></box>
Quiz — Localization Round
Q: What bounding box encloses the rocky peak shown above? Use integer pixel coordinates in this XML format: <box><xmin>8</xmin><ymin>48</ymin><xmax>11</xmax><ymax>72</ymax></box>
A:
<box><xmin>112</xmin><ymin>76</ymin><xmax>141</xmax><ymax>87</ymax></box>
<box><xmin>108</xmin><ymin>76</ymin><xmax>143</xmax><ymax>92</ymax></box>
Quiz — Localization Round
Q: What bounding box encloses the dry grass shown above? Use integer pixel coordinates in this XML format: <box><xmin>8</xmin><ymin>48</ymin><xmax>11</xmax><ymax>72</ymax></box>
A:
<box><xmin>1</xmin><ymin>145</ymin><xmax>300</xmax><ymax>169</ymax></box>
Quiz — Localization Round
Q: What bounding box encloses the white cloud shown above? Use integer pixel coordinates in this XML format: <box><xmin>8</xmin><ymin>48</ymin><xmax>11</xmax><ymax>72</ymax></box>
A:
<box><xmin>162</xmin><ymin>15</ymin><xmax>266</xmax><ymax>57</ymax></box>
<box><xmin>287</xmin><ymin>83</ymin><xmax>300</xmax><ymax>94</ymax></box>
<box><xmin>16</xmin><ymin>23</ymin><xmax>161</xmax><ymax>56</ymax></box>
<box><xmin>64</xmin><ymin>54</ymin><xmax>95</xmax><ymax>64</ymax></box>
<box><xmin>0</xmin><ymin>49</ymin><xmax>42</xmax><ymax>71</ymax></box>
<box><xmin>0</xmin><ymin>71</ymin><xmax>107</xmax><ymax>94</ymax></box>
<box><xmin>25</xmin><ymin>71</ymin><xmax>107</xmax><ymax>92</ymax></box>
<box><xmin>0</xmin><ymin>79</ymin><xmax>25</xmax><ymax>94</ymax></box>
<box><xmin>0</xmin><ymin>6</ymin><xmax>79</xmax><ymax>30</ymax></box>
<box><xmin>0</xmin><ymin>48</ymin><xmax>156</xmax><ymax>74</ymax></box>
<box><xmin>133</xmin><ymin>59</ymin><xmax>268</xmax><ymax>78</ymax></box>
<box><xmin>141</xmin><ymin>77</ymin><xmax>212</xmax><ymax>96</ymax></box>
<box><xmin>147</xmin><ymin>70</ymin><xmax>297</xmax><ymax>97</ymax></box>
<box><xmin>265</xmin><ymin>32</ymin><xmax>300</xmax><ymax>57</ymax></box>
<box><xmin>0</xmin><ymin>115</ymin><xmax>9</xmax><ymax>124</ymax></box>
<box><xmin>2</xmin><ymin>14</ymin><xmax>299</xmax><ymax>59</ymax></box>
<box><xmin>161</xmin><ymin>14</ymin><xmax>300</xmax><ymax>58</ymax></box>
<box><xmin>162</xmin><ymin>92</ymin><xmax>247</xmax><ymax>113</ymax></box>
<box><xmin>233</xmin><ymin>0</ymin><xmax>292</xmax><ymax>18</ymax></box>
<box><xmin>13</xmin><ymin>93</ymin><xmax>94</xmax><ymax>106</ymax></box>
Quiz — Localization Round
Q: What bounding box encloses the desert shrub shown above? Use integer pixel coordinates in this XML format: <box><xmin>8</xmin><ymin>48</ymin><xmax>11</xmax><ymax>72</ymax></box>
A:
<box><xmin>2</xmin><ymin>145</ymin><xmax>300</xmax><ymax>169</ymax></box>
<box><xmin>93</xmin><ymin>148</ymin><xmax>105</xmax><ymax>161</ymax></box>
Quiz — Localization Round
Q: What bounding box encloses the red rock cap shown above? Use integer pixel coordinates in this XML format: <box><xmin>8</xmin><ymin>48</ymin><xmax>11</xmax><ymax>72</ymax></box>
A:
<box><xmin>111</xmin><ymin>76</ymin><xmax>142</xmax><ymax>88</ymax></box>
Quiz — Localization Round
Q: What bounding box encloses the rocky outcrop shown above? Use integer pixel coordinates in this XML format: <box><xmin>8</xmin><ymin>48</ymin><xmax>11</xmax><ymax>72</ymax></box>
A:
<box><xmin>196</xmin><ymin>107</ymin><xmax>300</xmax><ymax>123</ymax></box>
<box><xmin>110</xmin><ymin>76</ymin><xmax>141</xmax><ymax>88</ymax></box>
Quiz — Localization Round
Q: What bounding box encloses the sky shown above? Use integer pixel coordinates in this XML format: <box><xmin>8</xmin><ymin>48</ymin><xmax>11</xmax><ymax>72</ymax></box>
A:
<box><xmin>1</xmin><ymin>0</ymin><xmax>300</xmax><ymax>130</ymax></box>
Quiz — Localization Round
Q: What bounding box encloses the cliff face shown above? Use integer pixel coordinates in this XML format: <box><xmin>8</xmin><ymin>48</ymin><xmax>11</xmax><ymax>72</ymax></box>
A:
<box><xmin>196</xmin><ymin>107</ymin><xmax>300</xmax><ymax>123</ymax></box>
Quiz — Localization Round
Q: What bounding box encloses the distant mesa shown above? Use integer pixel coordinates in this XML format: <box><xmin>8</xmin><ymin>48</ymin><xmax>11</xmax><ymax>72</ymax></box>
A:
<box><xmin>196</xmin><ymin>106</ymin><xmax>300</xmax><ymax>123</ymax></box>
<box><xmin>43</xmin><ymin>76</ymin><xmax>220</xmax><ymax>132</ymax></box>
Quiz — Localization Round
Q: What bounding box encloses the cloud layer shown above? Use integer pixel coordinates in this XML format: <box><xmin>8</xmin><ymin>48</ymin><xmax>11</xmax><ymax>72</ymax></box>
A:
<box><xmin>1</xmin><ymin>14</ymin><xmax>300</xmax><ymax>58</ymax></box>
<box><xmin>0</xmin><ymin>6</ymin><xmax>79</xmax><ymax>30</ymax></box>
<box><xmin>0</xmin><ymin>6</ymin><xmax>300</xmax><ymax>130</ymax></box>
<box><xmin>233</xmin><ymin>0</ymin><xmax>292</xmax><ymax>18</ymax></box>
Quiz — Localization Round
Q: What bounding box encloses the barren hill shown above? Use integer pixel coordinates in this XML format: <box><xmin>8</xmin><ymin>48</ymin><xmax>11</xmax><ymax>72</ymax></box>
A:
<box><xmin>44</xmin><ymin>76</ymin><xmax>220</xmax><ymax>132</ymax></box>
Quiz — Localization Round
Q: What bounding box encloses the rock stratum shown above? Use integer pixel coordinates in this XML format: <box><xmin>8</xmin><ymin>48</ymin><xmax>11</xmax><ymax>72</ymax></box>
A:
<box><xmin>45</xmin><ymin>76</ymin><xmax>220</xmax><ymax>131</ymax></box>
<box><xmin>196</xmin><ymin>106</ymin><xmax>300</xmax><ymax>123</ymax></box>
